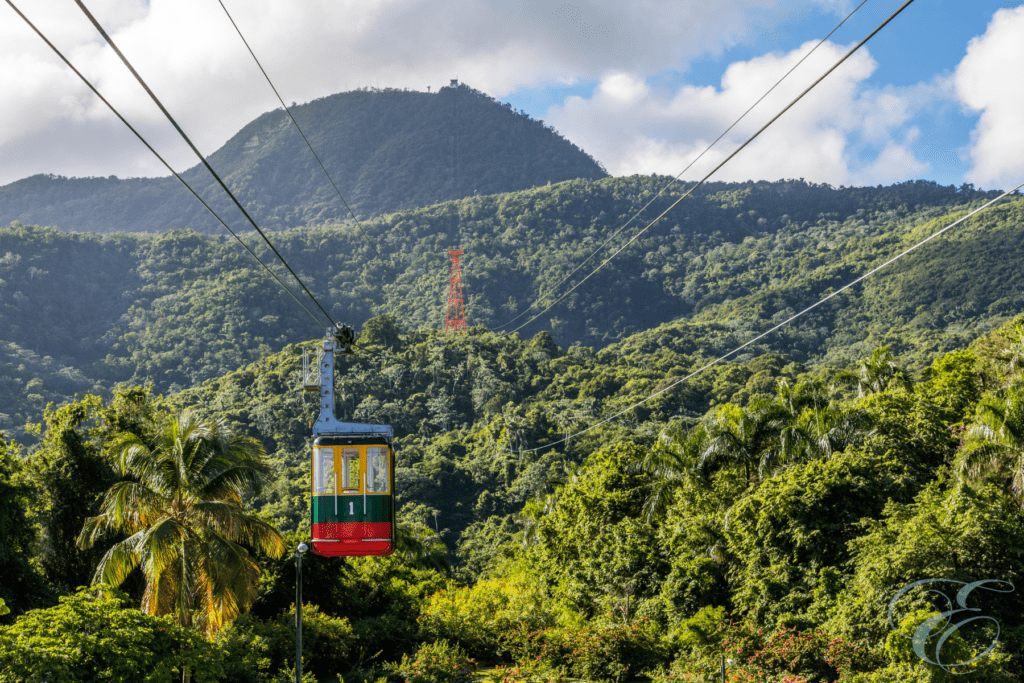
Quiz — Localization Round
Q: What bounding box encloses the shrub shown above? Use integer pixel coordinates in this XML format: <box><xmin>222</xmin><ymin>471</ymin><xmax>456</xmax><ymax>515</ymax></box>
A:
<box><xmin>219</xmin><ymin>604</ymin><xmax>354</xmax><ymax>682</ymax></box>
<box><xmin>0</xmin><ymin>589</ymin><xmax>224</xmax><ymax>683</ymax></box>
<box><xmin>480</xmin><ymin>661</ymin><xmax>568</xmax><ymax>683</ymax></box>
<box><xmin>502</xmin><ymin>619</ymin><xmax>665</xmax><ymax>682</ymax></box>
<box><xmin>387</xmin><ymin>640</ymin><xmax>477</xmax><ymax>683</ymax></box>
<box><xmin>418</xmin><ymin>574</ymin><xmax>574</xmax><ymax>659</ymax></box>
<box><xmin>649</xmin><ymin>619</ymin><xmax>881</xmax><ymax>683</ymax></box>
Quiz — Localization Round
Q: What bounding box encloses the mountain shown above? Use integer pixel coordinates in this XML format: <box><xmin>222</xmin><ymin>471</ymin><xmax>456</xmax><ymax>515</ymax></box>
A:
<box><xmin>0</xmin><ymin>176</ymin><xmax>1018</xmax><ymax>446</ymax></box>
<box><xmin>0</xmin><ymin>83</ymin><xmax>607</xmax><ymax>234</ymax></box>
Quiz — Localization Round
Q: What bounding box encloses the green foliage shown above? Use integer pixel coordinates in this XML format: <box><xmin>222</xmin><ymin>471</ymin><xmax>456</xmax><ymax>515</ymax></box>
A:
<box><xmin>2</xmin><ymin>181</ymin><xmax>1020</xmax><ymax>446</ymax></box>
<box><xmin>502</xmin><ymin>620</ymin><xmax>666</xmax><ymax>682</ymax></box>
<box><xmin>825</xmin><ymin>483</ymin><xmax>1024</xmax><ymax>655</ymax></box>
<box><xmin>0</xmin><ymin>588</ymin><xmax>224</xmax><ymax>682</ymax></box>
<box><xmin>418</xmin><ymin>572</ymin><xmax>578</xmax><ymax>660</ymax></box>
<box><xmin>28</xmin><ymin>396</ymin><xmax>116</xmax><ymax>593</ymax></box>
<box><xmin>219</xmin><ymin>605</ymin><xmax>354</xmax><ymax>683</ymax></box>
<box><xmin>387</xmin><ymin>639</ymin><xmax>477</xmax><ymax>683</ymax></box>
<box><xmin>957</xmin><ymin>385</ymin><xmax>1024</xmax><ymax>500</ymax></box>
<box><xmin>255</xmin><ymin>537</ymin><xmax>445</xmax><ymax>664</ymax></box>
<box><xmin>651</xmin><ymin>619</ymin><xmax>879</xmax><ymax>683</ymax></box>
<box><xmin>840</xmin><ymin>608</ymin><xmax>1018</xmax><ymax>683</ymax></box>
<box><xmin>519</xmin><ymin>442</ymin><xmax>667</xmax><ymax>617</ymax></box>
<box><xmin>724</xmin><ymin>444</ymin><xmax>931</xmax><ymax>627</ymax></box>
<box><xmin>2</xmin><ymin>183</ymin><xmax>1024</xmax><ymax>683</ymax></box>
<box><xmin>0</xmin><ymin>433</ymin><xmax>49</xmax><ymax>620</ymax></box>
<box><xmin>918</xmin><ymin>349</ymin><xmax>985</xmax><ymax>426</ymax></box>
<box><xmin>78</xmin><ymin>409</ymin><xmax>286</xmax><ymax>636</ymax></box>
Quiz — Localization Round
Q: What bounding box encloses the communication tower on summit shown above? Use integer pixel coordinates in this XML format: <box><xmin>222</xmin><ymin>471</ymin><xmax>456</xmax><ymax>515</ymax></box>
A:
<box><xmin>442</xmin><ymin>78</ymin><xmax>466</xmax><ymax>333</ymax></box>
<box><xmin>445</xmin><ymin>248</ymin><xmax>466</xmax><ymax>333</ymax></box>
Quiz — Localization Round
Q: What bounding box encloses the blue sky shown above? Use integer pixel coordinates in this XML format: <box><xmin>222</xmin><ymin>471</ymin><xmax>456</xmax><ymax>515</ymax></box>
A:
<box><xmin>502</xmin><ymin>0</ymin><xmax>1023</xmax><ymax>189</ymax></box>
<box><xmin>2</xmin><ymin>1</ymin><xmax>1023</xmax><ymax>190</ymax></box>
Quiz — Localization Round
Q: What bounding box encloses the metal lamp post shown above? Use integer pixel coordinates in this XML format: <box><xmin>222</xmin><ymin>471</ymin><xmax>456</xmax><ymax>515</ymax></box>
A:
<box><xmin>296</xmin><ymin>542</ymin><xmax>308</xmax><ymax>683</ymax></box>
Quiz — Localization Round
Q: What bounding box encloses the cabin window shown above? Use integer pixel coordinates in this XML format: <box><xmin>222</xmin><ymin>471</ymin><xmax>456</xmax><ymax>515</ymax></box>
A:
<box><xmin>314</xmin><ymin>447</ymin><xmax>334</xmax><ymax>494</ymax></box>
<box><xmin>366</xmin><ymin>446</ymin><xmax>389</xmax><ymax>493</ymax></box>
<box><xmin>341</xmin><ymin>448</ymin><xmax>360</xmax><ymax>490</ymax></box>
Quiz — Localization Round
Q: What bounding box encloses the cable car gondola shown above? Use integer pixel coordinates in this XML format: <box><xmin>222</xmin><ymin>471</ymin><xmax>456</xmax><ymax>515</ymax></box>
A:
<box><xmin>304</xmin><ymin>328</ymin><xmax>396</xmax><ymax>557</ymax></box>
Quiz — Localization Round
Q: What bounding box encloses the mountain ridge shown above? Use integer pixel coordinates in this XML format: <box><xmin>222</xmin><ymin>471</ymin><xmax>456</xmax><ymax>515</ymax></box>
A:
<box><xmin>0</xmin><ymin>176</ymin><xmax>1016</xmax><ymax>446</ymax></box>
<box><xmin>0</xmin><ymin>84</ymin><xmax>607</xmax><ymax>234</ymax></box>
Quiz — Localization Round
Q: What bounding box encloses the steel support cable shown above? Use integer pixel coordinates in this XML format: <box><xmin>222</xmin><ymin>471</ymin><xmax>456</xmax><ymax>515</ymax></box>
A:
<box><xmin>502</xmin><ymin>0</ymin><xmax>915</xmax><ymax>338</ymax></box>
<box><xmin>4</xmin><ymin>0</ymin><xmax>326</xmax><ymax>329</ymax></box>
<box><xmin>492</xmin><ymin>0</ymin><xmax>870</xmax><ymax>332</ymax></box>
<box><xmin>523</xmin><ymin>180</ymin><xmax>1024</xmax><ymax>454</ymax></box>
<box><xmin>73</xmin><ymin>0</ymin><xmax>337</xmax><ymax>328</ymax></box>
<box><xmin>214</xmin><ymin>0</ymin><xmax>399</xmax><ymax>284</ymax></box>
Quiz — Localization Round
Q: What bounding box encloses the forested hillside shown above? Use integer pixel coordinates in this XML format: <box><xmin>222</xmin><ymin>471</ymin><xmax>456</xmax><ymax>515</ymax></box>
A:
<box><xmin>4</xmin><ymin>309</ymin><xmax>1023</xmax><ymax>681</ymax></box>
<box><xmin>0</xmin><ymin>177</ymin><xmax>1017</xmax><ymax>444</ymax></box>
<box><xmin>0</xmin><ymin>83</ymin><xmax>607</xmax><ymax>233</ymax></box>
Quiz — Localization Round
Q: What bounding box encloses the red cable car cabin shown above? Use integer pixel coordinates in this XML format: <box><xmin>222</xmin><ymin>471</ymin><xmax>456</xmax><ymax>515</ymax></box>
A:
<box><xmin>311</xmin><ymin>435</ymin><xmax>395</xmax><ymax>556</ymax></box>
<box><xmin>304</xmin><ymin>329</ymin><xmax>396</xmax><ymax>557</ymax></box>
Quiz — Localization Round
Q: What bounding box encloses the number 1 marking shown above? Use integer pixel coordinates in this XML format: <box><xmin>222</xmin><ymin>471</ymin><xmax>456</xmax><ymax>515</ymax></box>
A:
<box><xmin>349</xmin><ymin>501</ymin><xmax>355</xmax><ymax>516</ymax></box>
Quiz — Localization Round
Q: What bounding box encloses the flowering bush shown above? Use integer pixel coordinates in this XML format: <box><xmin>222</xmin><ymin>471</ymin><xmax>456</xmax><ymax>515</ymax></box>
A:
<box><xmin>388</xmin><ymin>639</ymin><xmax>477</xmax><ymax>683</ymax></box>
<box><xmin>501</xmin><ymin>619</ymin><xmax>665</xmax><ymax>682</ymax></box>
<box><xmin>648</xmin><ymin>658</ymin><xmax>809</xmax><ymax>683</ymax></box>
<box><xmin>648</xmin><ymin>619</ymin><xmax>881</xmax><ymax>683</ymax></box>
<box><xmin>480</xmin><ymin>660</ymin><xmax>568</xmax><ymax>683</ymax></box>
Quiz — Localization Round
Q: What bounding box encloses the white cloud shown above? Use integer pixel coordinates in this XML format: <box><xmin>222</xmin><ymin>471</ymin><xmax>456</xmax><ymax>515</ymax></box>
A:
<box><xmin>0</xmin><ymin>0</ymin><xmax>836</xmax><ymax>186</ymax></box>
<box><xmin>546</xmin><ymin>40</ymin><xmax>936</xmax><ymax>186</ymax></box>
<box><xmin>955</xmin><ymin>6</ymin><xmax>1024</xmax><ymax>190</ymax></box>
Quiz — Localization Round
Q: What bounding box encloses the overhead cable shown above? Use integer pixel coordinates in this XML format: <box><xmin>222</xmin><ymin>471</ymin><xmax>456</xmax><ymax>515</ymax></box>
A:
<box><xmin>4</xmin><ymin>0</ymin><xmax>327</xmax><ymax>329</ymax></box>
<box><xmin>492</xmin><ymin>0</ymin><xmax>870</xmax><ymax>332</ymax></box>
<box><xmin>523</xmin><ymin>180</ymin><xmax>1024</xmax><ymax>454</ymax></box>
<box><xmin>215</xmin><ymin>0</ymin><xmax>399</xmax><ymax>284</ymax></box>
<box><xmin>502</xmin><ymin>0</ymin><xmax>916</xmax><ymax>337</ymax></box>
<box><xmin>73</xmin><ymin>0</ymin><xmax>338</xmax><ymax>328</ymax></box>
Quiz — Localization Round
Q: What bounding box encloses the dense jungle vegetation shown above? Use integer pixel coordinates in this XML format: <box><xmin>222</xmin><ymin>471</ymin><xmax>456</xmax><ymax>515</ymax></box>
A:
<box><xmin>0</xmin><ymin>84</ymin><xmax>607</xmax><ymax>234</ymax></box>
<box><xmin>0</xmin><ymin>176</ymin><xmax>1018</xmax><ymax>446</ymax></box>
<box><xmin>2</xmin><ymin>310</ymin><xmax>1024</xmax><ymax>682</ymax></box>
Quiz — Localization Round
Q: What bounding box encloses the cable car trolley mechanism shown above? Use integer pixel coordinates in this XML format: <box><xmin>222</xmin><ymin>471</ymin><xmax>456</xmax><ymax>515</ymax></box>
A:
<box><xmin>304</xmin><ymin>325</ymin><xmax>395</xmax><ymax>557</ymax></box>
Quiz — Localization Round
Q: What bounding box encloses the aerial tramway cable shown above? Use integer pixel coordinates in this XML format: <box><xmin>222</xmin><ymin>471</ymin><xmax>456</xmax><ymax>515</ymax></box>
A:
<box><xmin>523</xmin><ymin>180</ymin><xmax>1024</xmax><ymax>454</ymax></box>
<box><xmin>491</xmin><ymin>0</ymin><xmax>870</xmax><ymax>332</ymax></box>
<box><xmin>4</xmin><ymin>0</ymin><xmax>328</xmax><ymax>330</ymax></box>
<box><xmin>215</xmin><ymin>0</ymin><xmax>399</xmax><ymax>284</ymax></box>
<box><xmin>72</xmin><ymin>0</ymin><xmax>339</xmax><ymax>329</ymax></box>
<box><xmin>500</xmin><ymin>0</ymin><xmax>916</xmax><ymax>338</ymax></box>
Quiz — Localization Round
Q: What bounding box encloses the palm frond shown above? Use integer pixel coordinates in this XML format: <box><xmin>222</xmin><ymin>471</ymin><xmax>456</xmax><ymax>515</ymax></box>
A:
<box><xmin>102</xmin><ymin>480</ymin><xmax>165</xmax><ymax>532</ymax></box>
<box><xmin>139</xmin><ymin>517</ymin><xmax>187</xmax><ymax>589</ymax></box>
<box><xmin>92</xmin><ymin>530</ymin><xmax>145</xmax><ymax>587</ymax></box>
<box><xmin>199</xmin><ymin>459</ymin><xmax>272</xmax><ymax>500</ymax></box>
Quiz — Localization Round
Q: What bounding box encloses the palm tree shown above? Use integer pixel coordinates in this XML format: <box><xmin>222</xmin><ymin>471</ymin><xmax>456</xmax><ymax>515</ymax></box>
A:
<box><xmin>777</xmin><ymin>404</ymin><xmax>874</xmax><ymax>470</ymax></box>
<box><xmin>837</xmin><ymin>346</ymin><xmax>913</xmax><ymax>397</ymax></box>
<box><xmin>1001</xmin><ymin>323</ymin><xmax>1024</xmax><ymax>382</ymax></box>
<box><xmin>632</xmin><ymin>423</ymin><xmax>708</xmax><ymax>521</ymax></box>
<box><xmin>957</xmin><ymin>388</ymin><xmax>1024</xmax><ymax>503</ymax></box>
<box><xmin>393</xmin><ymin>522</ymin><xmax>450</xmax><ymax>572</ymax></box>
<box><xmin>78</xmin><ymin>410</ymin><xmax>285</xmax><ymax>638</ymax></box>
<box><xmin>775</xmin><ymin>377</ymin><xmax>828</xmax><ymax>418</ymax></box>
<box><xmin>698</xmin><ymin>398</ymin><xmax>787</xmax><ymax>485</ymax></box>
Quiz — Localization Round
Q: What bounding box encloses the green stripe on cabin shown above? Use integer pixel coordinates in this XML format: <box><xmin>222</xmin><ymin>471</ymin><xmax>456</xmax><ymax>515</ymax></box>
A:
<box><xmin>313</xmin><ymin>494</ymin><xmax>391</xmax><ymax>524</ymax></box>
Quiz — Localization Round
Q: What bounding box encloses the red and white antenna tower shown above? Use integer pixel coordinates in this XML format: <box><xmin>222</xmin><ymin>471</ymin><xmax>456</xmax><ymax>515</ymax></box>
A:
<box><xmin>445</xmin><ymin>248</ymin><xmax>466</xmax><ymax>333</ymax></box>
